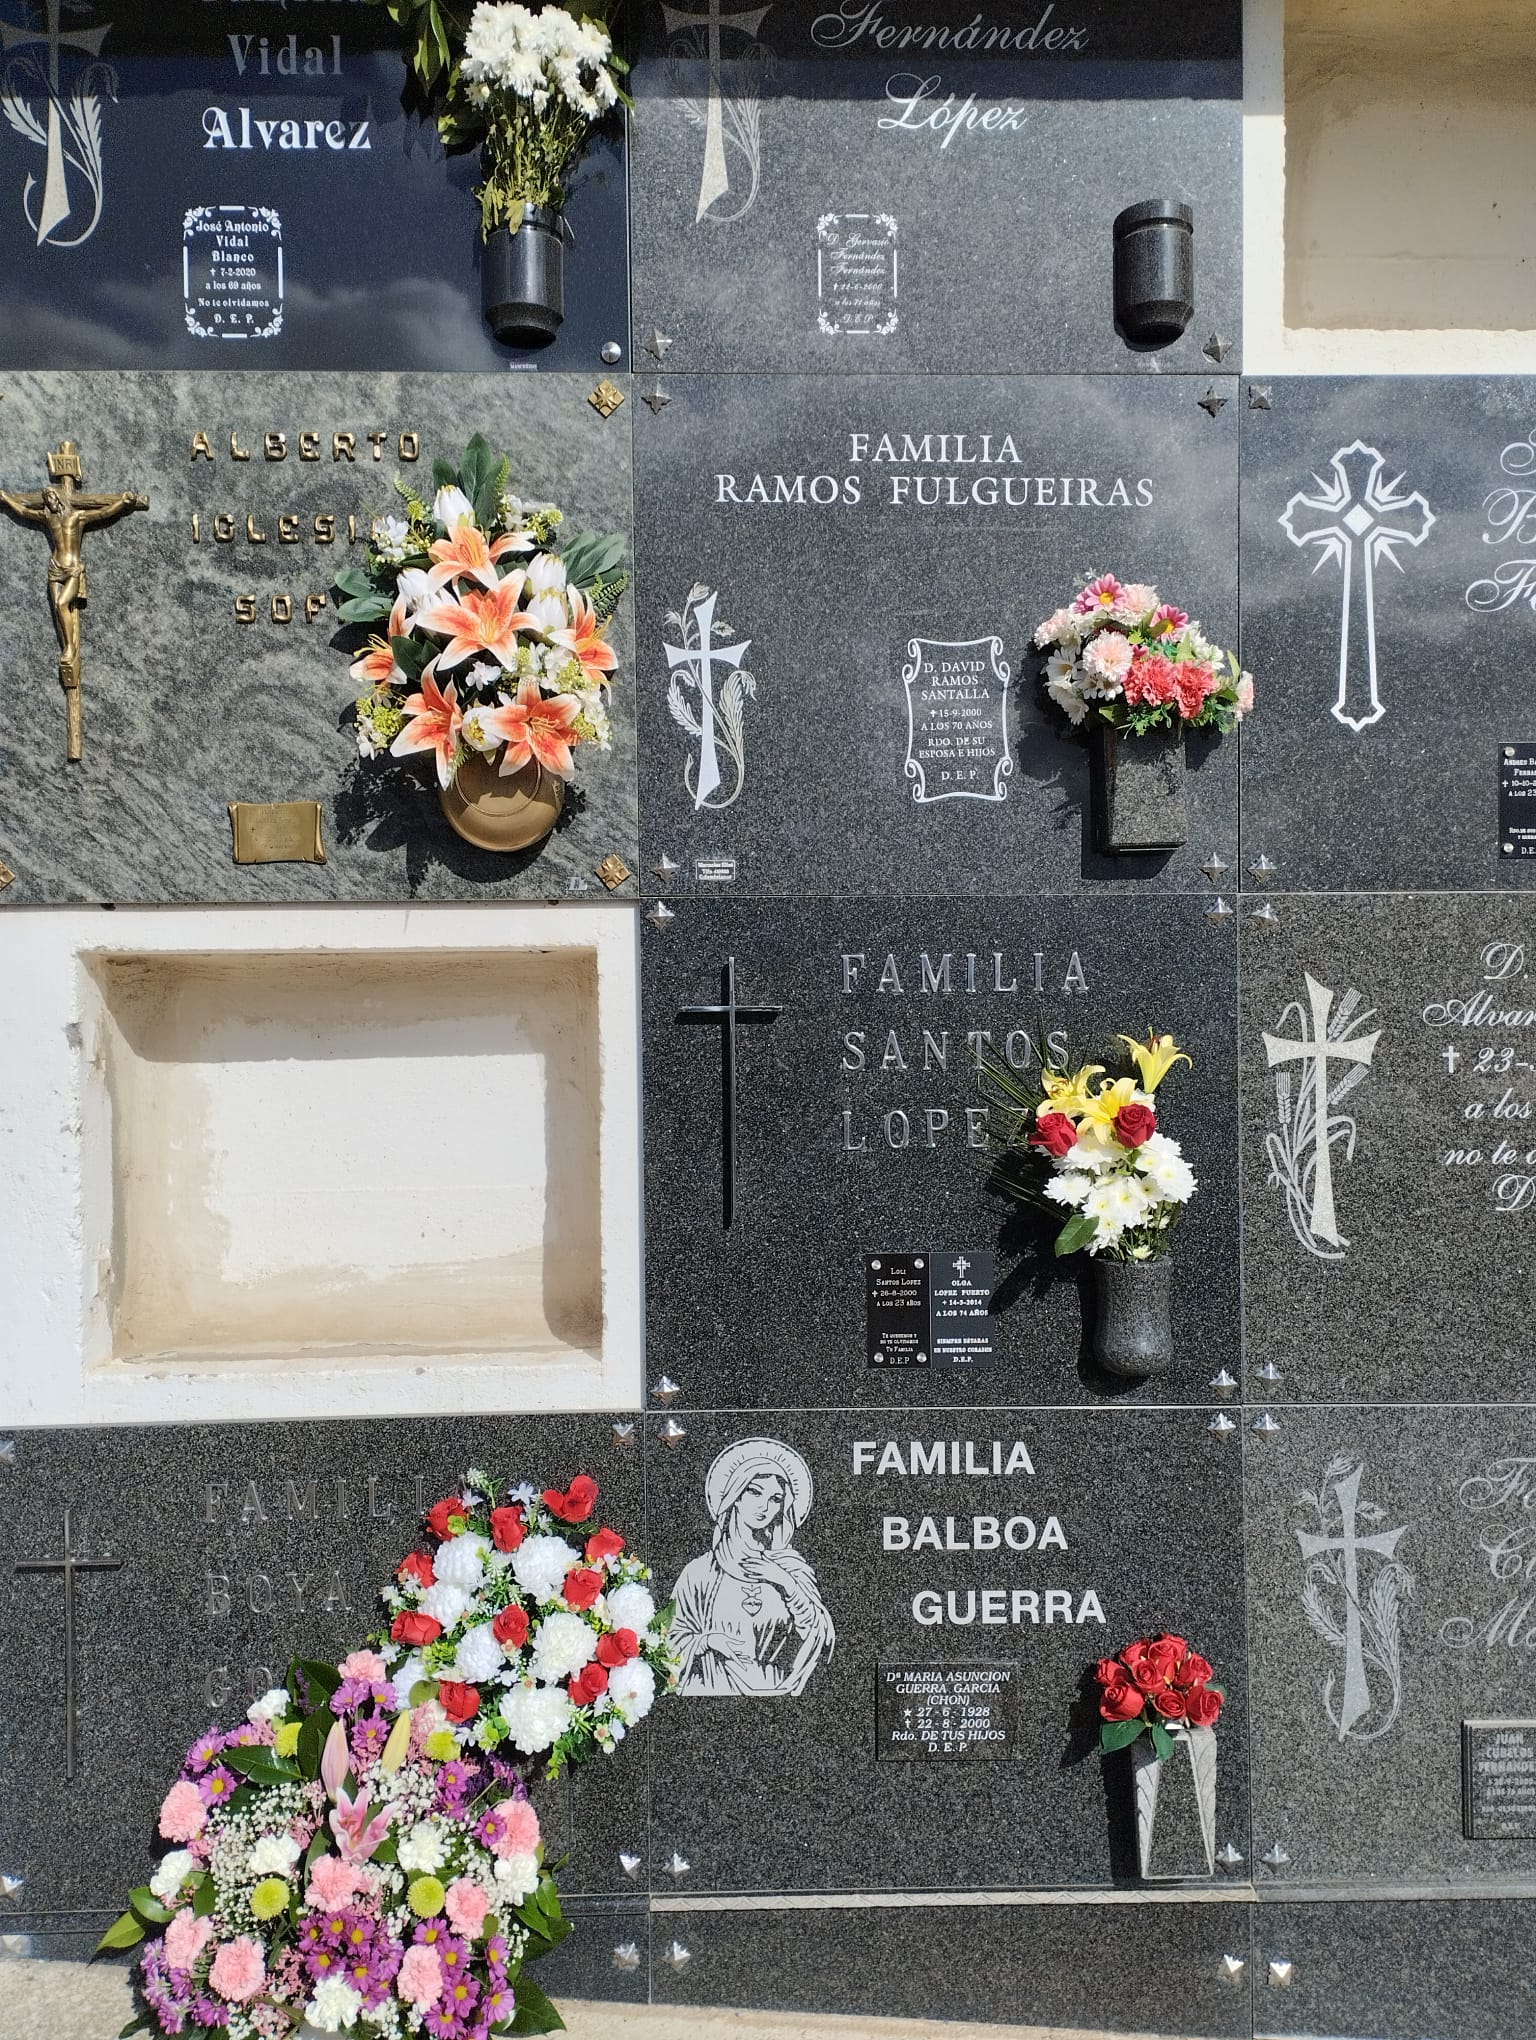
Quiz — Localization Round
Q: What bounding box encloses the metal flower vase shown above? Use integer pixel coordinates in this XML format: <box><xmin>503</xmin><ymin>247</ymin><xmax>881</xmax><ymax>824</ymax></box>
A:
<box><xmin>1096</xmin><ymin>722</ymin><xmax>1188</xmax><ymax>853</ymax></box>
<box><xmin>1131</xmin><ymin>1723</ymin><xmax>1217</xmax><ymax>1880</ymax></box>
<box><xmin>483</xmin><ymin>205</ymin><xmax>566</xmax><ymax>347</ymax></box>
<box><xmin>1089</xmin><ymin>1256</ymin><xmax>1174</xmax><ymax>1378</ymax></box>
<box><xmin>439</xmin><ymin>753</ymin><xmax>564</xmax><ymax>852</ymax></box>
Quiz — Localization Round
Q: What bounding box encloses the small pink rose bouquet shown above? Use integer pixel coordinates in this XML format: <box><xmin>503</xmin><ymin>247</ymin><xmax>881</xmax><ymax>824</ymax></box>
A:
<box><xmin>102</xmin><ymin>1468</ymin><xmax>677</xmax><ymax>2040</ymax></box>
<box><xmin>1034</xmin><ymin>574</ymin><xmax>1253</xmax><ymax>736</ymax></box>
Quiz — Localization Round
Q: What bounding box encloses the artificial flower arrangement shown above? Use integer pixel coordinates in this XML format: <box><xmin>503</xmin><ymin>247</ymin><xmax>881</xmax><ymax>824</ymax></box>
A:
<box><xmin>1034</xmin><ymin>575</ymin><xmax>1253</xmax><ymax>736</ymax></box>
<box><xmin>338</xmin><ymin>434</ymin><xmax>625</xmax><ymax>851</ymax></box>
<box><xmin>1094</xmin><ymin>1634</ymin><xmax>1224</xmax><ymax>1758</ymax></box>
<box><xmin>986</xmin><ymin>1030</ymin><xmax>1198</xmax><ymax>1262</ymax></box>
<box><xmin>101</xmin><ymin>1469</ymin><xmax>676</xmax><ymax>2040</ymax></box>
<box><xmin>362</xmin><ymin>1</ymin><xmax>627</xmax><ymax>342</ymax></box>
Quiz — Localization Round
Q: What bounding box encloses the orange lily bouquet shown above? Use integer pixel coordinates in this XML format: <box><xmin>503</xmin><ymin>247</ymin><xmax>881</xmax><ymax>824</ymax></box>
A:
<box><xmin>338</xmin><ymin>433</ymin><xmax>625</xmax><ymax>806</ymax></box>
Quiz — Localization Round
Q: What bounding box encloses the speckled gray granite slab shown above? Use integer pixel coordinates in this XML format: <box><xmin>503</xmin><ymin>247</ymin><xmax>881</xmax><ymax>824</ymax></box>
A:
<box><xmin>1240</xmin><ymin>378</ymin><xmax>1536</xmax><ymax>893</ymax></box>
<box><xmin>1253</xmin><ymin>1896</ymin><xmax>1536</xmax><ymax>2040</ymax></box>
<box><xmin>0</xmin><ymin>1418</ymin><xmax>649</xmax><ymax>1912</ymax></box>
<box><xmin>629</xmin><ymin>0</ymin><xmax>1241</xmax><ymax>376</ymax></box>
<box><xmin>0</xmin><ymin>373</ymin><xmax>637</xmax><ymax>902</ymax></box>
<box><xmin>633</xmin><ymin>373</ymin><xmax>1239</xmax><ymax>897</ymax></box>
<box><xmin>651</xmin><ymin>1896</ymin><xmax>1254</xmax><ymax>2032</ymax></box>
<box><xmin>1247</xmin><ymin>1407</ymin><xmax>1536</xmax><ymax>1888</ymax></box>
<box><xmin>645</xmin><ymin>1407</ymin><xmax>1249</xmax><ymax>1893</ymax></box>
<box><xmin>1240</xmin><ymin>895</ymin><xmax>1536</xmax><ymax>1402</ymax></box>
<box><xmin>643</xmin><ymin>894</ymin><xmax>1239</xmax><ymax>1405</ymax></box>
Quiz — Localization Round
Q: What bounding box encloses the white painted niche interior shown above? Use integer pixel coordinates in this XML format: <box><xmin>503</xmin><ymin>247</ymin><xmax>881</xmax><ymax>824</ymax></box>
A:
<box><xmin>1244</xmin><ymin>0</ymin><xmax>1536</xmax><ymax>371</ymax></box>
<box><xmin>0</xmin><ymin>907</ymin><xmax>642</xmax><ymax>1425</ymax></box>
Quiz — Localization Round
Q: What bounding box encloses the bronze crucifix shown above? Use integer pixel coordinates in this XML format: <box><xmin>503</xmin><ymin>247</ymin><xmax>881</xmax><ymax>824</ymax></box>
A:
<box><xmin>0</xmin><ymin>440</ymin><xmax>148</xmax><ymax>761</ymax></box>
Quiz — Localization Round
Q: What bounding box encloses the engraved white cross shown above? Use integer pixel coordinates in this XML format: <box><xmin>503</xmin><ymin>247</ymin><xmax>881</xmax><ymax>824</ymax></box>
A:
<box><xmin>1262</xmin><ymin>973</ymin><xmax>1380</xmax><ymax>1250</ymax></box>
<box><xmin>661</xmin><ymin>0</ymin><xmax>769</xmax><ymax>221</ymax></box>
<box><xmin>952</xmin><ymin>1256</ymin><xmax>970</xmax><ymax>1277</ymax></box>
<box><xmin>1280</xmin><ymin>440</ymin><xmax>1434</xmax><ymax>732</ymax></box>
<box><xmin>664</xmin><ymin>589</ymin><xmax>750</xmax><ymax>809</ymax></box>
<box><xmin>1295</xmin><ymin>1465</ymin><xmax>1405</xmax><ymax>1738</ymax></box>
<box><xmin>0</xmin><ymin>0</ymin><xmax>110</xmax><ymax>246</ymax></box>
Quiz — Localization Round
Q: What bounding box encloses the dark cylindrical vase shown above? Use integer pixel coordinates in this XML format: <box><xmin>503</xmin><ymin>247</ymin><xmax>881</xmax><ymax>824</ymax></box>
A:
<box><xmin>483</xmin><ymin>206</ymin><xmax>565</xmax><ymax>347</ymax></box>
<box><xmin>1090</xmin><ymin>1257</ymin><xmax>1174</xmax><ymax>1379</ymax></box>
<box><xmin>1113</xmin><ymin>199</ymin><xmax>1194</xmax><ymax>344</ymax></box>
<box><xmin>1095</xmin><ymin>722</ymin><xmax>1188</xmax><ymax>854</ymax></box>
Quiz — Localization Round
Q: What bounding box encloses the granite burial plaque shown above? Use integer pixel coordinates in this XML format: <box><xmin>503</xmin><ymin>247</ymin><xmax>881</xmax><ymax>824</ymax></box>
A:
<box><xmin>644</xmin><ymin>895</ymin><xmax>1240</xmax><ymax>1407</ymax></box>
<box><xmin>1463</xmin><ymin>1721</ymin><xmax>1536</xmax><ymax>1839</ymax></box>
<box><xmin>629</xmin><ymin>0</ymin><xmax>1240</xmax><ymax>376</ymax></box>
<box><xmin>635</xmin><ymin>374</ymin><xmax>1238</xmax><ymax>898</ymax></box>
<box><xmin>1247</xmin><ymin>1407</ymin><xmax>1536</xmax><ymax>1886</ymax></box>
<box><xmin>876</xmin><ymin>1662</ymin><xmax>1017</xmax><ymax>1760</ymax></box>
<box><xmin>647</xmin><ymin>1408</ymin><xmax>1249</xmax><ymax>1892</ymax></box>
<box><xmin>931</xmin><ymin>1249</ymin><xmax>996</xmax><ymax>1368</ymax></box>
<box><xmin>0</xmin><ymin>6</ymin><xmax>627</xmax><ymax>372</ymax></box>
<box><xmin>1499</xmin><ymin>745</ymin><xmax>1536</xmax><ymax>858</ymax></box>
<box><xmin>866</xmin><ymin>1252</ymin><xmax>931</xmax><ymax>1368</ymax></box>
<box><xmin>1241</xmin><ymin>894</ymin><xmax>1536</xmax><ymax>1401</ymax></box>
<box><xmin>0</xmin><ymin>372</ymin><xmax>636</xmax><ymax>903</ymax></box>
<box><xmin>1241</xmin><ymin>377</ymin><xmax>1536</xmax><ymax>891</ymax></box>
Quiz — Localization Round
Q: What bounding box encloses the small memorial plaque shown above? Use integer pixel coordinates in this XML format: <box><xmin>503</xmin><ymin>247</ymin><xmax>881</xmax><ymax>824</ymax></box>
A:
<box><xmin>866</xmin><ymin>1253</ymin><xmax>930</xmax><ymax>1368</ymax></box>
<box><xmin>876</xmin><ymin>1663</ymin><xmax>1018</xmax><ymax>1762</ymax></box>
<box><xmin>931</xmin><ymin>1250</ymin><xmax>996</xmax><ymax>1369</ymax></box>
<box><xmin>1462</xmin><ymin>1719</ymin><xmax>1536</xmax><ymax>1839</ymax></box>
<box><xmin>901</xmin><ymin>636</ymin><xmax>1014</xmax><ymax>805</ymax></box>
<box><xmin>815</xmin><ymin>213</ymin><xmax>899</xmax><ymax>337</ymax></box>
<box><xmin>1498</xmin><ymin>745</ymin><xmax>1536</xmax><ymax>858</ymax></box>
<box><xmin>184</xmin><ymin>207</ymin><xmax>284</xmax><ymax>342</ymax></box>
<box><xmin>694</xmin><ymin>853</ymin><xmax>738</xmax><ymax>883</ymax></box>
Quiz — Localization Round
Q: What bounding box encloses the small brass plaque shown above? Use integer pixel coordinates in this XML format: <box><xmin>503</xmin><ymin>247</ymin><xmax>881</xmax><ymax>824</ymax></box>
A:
<box><xmin>588</xmin><ymin>379</ymin><xmax>626</xmax><ymax>419</ymax></box>
<box><xmin>229</xmin><ymin>801</ymin><xmax>326</xmax><ymax>865</ymax></box>
<box><xmin>596</xmin><ymin>853</ymin><xmax>632</xmax><ymax>890</ymax></box>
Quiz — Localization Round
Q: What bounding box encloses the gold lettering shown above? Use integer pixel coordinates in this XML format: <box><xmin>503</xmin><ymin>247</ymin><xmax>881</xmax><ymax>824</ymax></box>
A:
<box><xmin>305</xmin><ymin>592</ymin><xmax>329</xmax><ymax>623</ymax></box>
<box><xmin>214</xmin><ymin>513</ymin><xmax>235</xmax><ymax>542</ymax></box>
<box><xmin>278</xmin><ymin>514</ymin><xmax>300</xmax><ymax>544</ymax></box>
<box><xmin>367</xmin><ymin>431</ymin><xmax>388</xmax><ymax>461</ymax></box>
<box><xmin>235</xmin><ymin>595</ymin><xmax>256</xmax><ymax>623</ymax></box>
<box><xmin>314</xmin><ymin>514</ymin><xmax>335</xmax><ymax>544</ymax></box>
<box><xmin>190</xmin><ymin>512</ymin><xmax>201</xmax><ymax>543</ymax></box>
<box><xmin>348</xmin><ymin>514</ymin><xmax>357</xmax><ymax>544</ymax></box>
<box><xmin>299</xmin><ymin>432</ymin><xmax>321</xmax><ymax>462</ymax></box>
<box><xmin>333</xmin><ymin>432</ymin><xmax>356</xmax><ymax>462</ymax></box>
<box><xmin>230</xmin><ymin>432</ymin><xmax>251</xmax><ymax>462</ymax></box>
<box><xmin>271</xmin><ymin>594</ymin><xmax>293</xmax><ymax>623</ymax></box>
<box><xmin>399</xmin><ymin>432</ymin><xmax>420</xmax><ymax>462</ymax></box>
<box><xmin>246</xmin><ymin>514</ymin><xmax>267</xmax><ymax>543</ymax></box>
<box><xmin>264</xmin><ymin>431</ymin><xmax>287</xmax><ymax>462</ymax></box>
<box><xmin>190</xmin><ymin>431</ymin><xmax>215</xmax><ymax>463</ymax></box>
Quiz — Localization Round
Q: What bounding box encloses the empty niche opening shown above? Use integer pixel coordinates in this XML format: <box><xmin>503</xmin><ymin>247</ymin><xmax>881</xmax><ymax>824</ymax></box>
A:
<box><xmin>1284</xmin><ymin>0</ymin><xmax>1536</xmax><ymax>331</ymax></box>
<box><xmin>86</xmin><ymin>947</ymin><xmax>602</xmax><ymax>1370</ymax></box>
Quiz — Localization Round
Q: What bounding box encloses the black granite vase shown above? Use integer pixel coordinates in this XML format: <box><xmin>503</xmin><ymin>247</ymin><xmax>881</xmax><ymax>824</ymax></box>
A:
<box><xmin>1095</xmin><ymin>723</ymin><xmax>1188</xmax><ymax>855</ymax></box>
<box><xmin>1090</xmin><ymin>1256</ymin><xmax>1174</xmax><ymax>1378</ymax></box>
<box><xmin>483</xmin><ymin>206</ymin><xmax>565</xmax><ymax>347</ymax></box>
<box><xmin>1112</xmin><ymin>199</ymin><xmax>1194</xmax><ymax>344</ymax></box>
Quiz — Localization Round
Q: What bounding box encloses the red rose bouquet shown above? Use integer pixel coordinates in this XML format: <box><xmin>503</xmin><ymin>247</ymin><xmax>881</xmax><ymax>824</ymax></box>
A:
<box><xmin>1094</xmin><ymin>1633</ymin><xmax>1224</xmax><ymax>1758</ymax></box>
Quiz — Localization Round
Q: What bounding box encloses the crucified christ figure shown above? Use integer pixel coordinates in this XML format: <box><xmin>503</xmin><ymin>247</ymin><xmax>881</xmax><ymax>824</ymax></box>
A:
<box><xmin>0</xmin><ymin>441</ymin><xmax>149</xmax><ymax>761</ymax></box>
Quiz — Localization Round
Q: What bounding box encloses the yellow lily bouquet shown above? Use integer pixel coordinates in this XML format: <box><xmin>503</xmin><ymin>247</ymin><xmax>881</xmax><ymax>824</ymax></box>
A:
<box><xmin>989</xmin><ymin>1033</ymin><xmax>1198</xmax><ymax>1260</ymax></box>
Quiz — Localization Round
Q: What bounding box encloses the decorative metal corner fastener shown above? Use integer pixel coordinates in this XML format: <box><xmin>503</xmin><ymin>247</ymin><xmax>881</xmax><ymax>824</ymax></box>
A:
<box><xmin>1198</xmin><ymin>387</ymin><xmax>1228</xmax><ymax>418</ymax></box>
<box><xmin>1248</xmin><ymin>385</ymin><xmax>1273</xmax><ymax>410</ymax></box>
<box><xmin>658</xmin><ymin>1418</ymin><xmax>688</xmax><ymax>1449</ymax></box>
<box><xmin>0</xmin><ymin>1439</ymin><xmax>15</xmax><ymax>1465</ymax></box>
<box><xmin>1261</xmin><ymin>1841</ymin><xmax>1290</xmax><ymax>1867</ymax></box>
<box><xmin>229</xmin><ymin>801</ymin><xmax>326</xmax><ymax>866</ymax></box>
<box><xmin>643</xmin><ymin>386</ymin><xmax>671</xmax><ymax>415</ymax></box>
<box><xmin>0</xmin><ymin>1872</ymin><xmax>25</xmax><ymax>1903</ymax></box>
<box><xmin>1251</xmin><ymin>1411</ymin><xmax>1282</xmax><ymax>1438</ymax></box>
<box><xmin>1250</xmin><ymin>901</ymin><xmax>1280</xmax><ymax>924</ymax></box>
<box><xmin>618</xmin><ymin>1850</ymin><xmax>642</xmax><ymax>1878</ymax></box>
<box><xmin>610</xmin><ymin>1421</ymin><xmax>636</xmax><ymax>1446</ymax></box>
<box><xmin>664</xmin><ymin>1852</ymin><xmax>691</xmax><ymax>1878</ymax></box>
<box><xmin>1208</xmin><ymin>1369</ymin><xmax>1238</xmax><ymax>1397</ymax></box>
<box><xmin>644</xmin><ymin>327</ymin><xmax>673</xmax><ymax>363</ymax></box>
<box><xmin>1215</xmin><ymin>1841</ymin><xmax>1246</xmax><ymax>1869</ymax></box>
<box><xmin>1268</xmin><ymin>1959</ymin><xmax>1296</xmax><ymax>1989</ymax></box>
<box><xmin>651</xmin><ymin>853</ymin><xmax>680</xmax><ymax>879</ymax></box>
<box><xmin>1256</xmin><ymin>1360</ymin><xmax>1284</xmax><ymax>1384</ymax></box>
<box><xmin>596</xmin><ymin>853</ymin><xmax>633</xmax><ymax>890</ymax></box>
<box><xmin>0</xmin><ymin>860</ymin><xmax>14</xmax><ymax>892</ymax></box>
<box><xmin>1201</xmin><ymin>853</ymin><xmax>1229</xmax><ymax>881</ymax></box>
<box><xmin>660</xmin><ymin>1941</ymin><xmax>691</xmax><ymax>1970</ymax></box>
<box><xmin>588</xmin><ymin>379</ymin><xmax>626</xmax><ymax>419</ymax></box>
<box><xmin>1218</xmin><ymin>1954</ymin><xmax>1246</xmax><ymax>1983</ymax></box>
<box><xmin>650</xmin><ymin>1376</ymin><xmax>683</xmax><ymax>1402</ymax></box>
<box><xmin>1207</xmin><ymin>897</ymin><xmax>1234</xmax><ymax>921</ymax></box>
<box><xmin>1249</xmin><ymin>853</ymin><xmax>1278</xmax><ymax>878</ymax></box>
<box><xmin>1207</xmin><ymin>1413</ymin><xmax>1238</xmax><ymax>1439</ymax></box>
<box><xmin>611</xmin><ymin>1942</ymin><xmax>642</xmax><ymax>1970</ymax></box>
<box><xmin>1202</xmin><ymin>333</ymin><xmax>1231</xmax><ymax>363</ymax></box>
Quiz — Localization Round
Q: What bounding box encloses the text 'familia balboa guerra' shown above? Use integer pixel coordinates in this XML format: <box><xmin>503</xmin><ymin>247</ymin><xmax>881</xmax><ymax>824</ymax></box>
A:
<box><xmin>854</xmin><ymin>1436</ymin><xmax>1106</xmax><ymax>1631</ymax></box>
<box><xmin>715</xmin><ymin>434</ymin><xmax>1157</xmax><ymax>509</ymax></box>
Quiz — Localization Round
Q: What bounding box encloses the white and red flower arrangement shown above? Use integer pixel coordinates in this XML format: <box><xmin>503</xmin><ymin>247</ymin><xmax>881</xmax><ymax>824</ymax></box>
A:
<box><xmin>986</xmin><ymin>1031</ymin><xmax>1199</xmax><ymax>1260</ymax></box>
<box><xmin>102</xmin><ymin>1469</ymin><xmax>676</xmax><ymax>2040</ymax></box>
<box><xmin>1094</xmin><ymin>1633</ymin><xmax>1224</xmax><ymax>1758</ymax></box>
<box><xmin>338</xmin><ymin>434</ymin><xmax>626</xmax><ymax>801</ymax></box>
<box><xmin>1034</xmin><ymin>575</ymin><xmax>1253</xmax><ymax>736</ymax></box>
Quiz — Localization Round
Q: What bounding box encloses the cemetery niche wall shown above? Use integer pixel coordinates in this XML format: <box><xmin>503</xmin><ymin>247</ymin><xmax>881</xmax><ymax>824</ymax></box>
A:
<box><xmin>3</xmin><ymin>4</ymin><xmax>1536</xmax><ymax>2040</ymax></box>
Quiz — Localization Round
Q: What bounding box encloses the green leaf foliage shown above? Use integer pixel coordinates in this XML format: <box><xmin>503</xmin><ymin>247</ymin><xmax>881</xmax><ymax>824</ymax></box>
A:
<box><xmin>1053</xmin><ymin>1211</ymin><xmax>1099</xmax><ymax>1257</ymax></box>
<box><xmin>128</xmin><ymin>1886</ymin><xmax>172</xmax><ymax>1927</ymax></box>
<box><xmin>289</xmin><ymin>1657</ymin><xmax>342</xmax><ymax>1707</ymax></box>
<box><xmin>1098</xmin><ymin>1716</ymin><xmax>1146</xmax><ymax>1754</ymax></box>
<box><xmin>118</xmin><ymin>2019</ymin><xmax>152</xmax><ymax>2038</ymax></box>
<box><xmin>95</xmin><ymin>1910</ymin><xmax>145</xmax><ymax>1953</ymax></box>
<box><xmin>1149</xmin><ymin>1719</ymin><xmax>1177</xmax><ymax>1763</ymax></box>
<box><xmin>505</xmin><ymin>1976</ymin><xmax>566</xmax><ymax>2035</ymax></box>
<box><xmin>432</xmin><ymin>455</ymin><xmax>459</xmax><ymax>493</ymax></box>
<box><xmin>223</xmin><ymin>1746</ymin><xmax>301</xmax><ymax>1788</ymax></box>
<box><xmin>332</xmin><ymin>566</ymin><xmax>378</xmax><ymax>601</ymax></box>
<box><xmin>191</xmin><ymin>1872</ymin><xmax>217</xmax><ymax>1919</ymax></box>
<box><xmin>561</xmin><ymin>531</ymin><xmax>626</xmax><ymax>592</ymax></box>
<box><xmin>337</xmin><ymin>592</ymin><xmax>395</xmax><ymax>624</ymax></box>
<box><xmin>297</xmin><ymin>1708</ymin><xmax>330</xmax><ymax>1783</ymax></box>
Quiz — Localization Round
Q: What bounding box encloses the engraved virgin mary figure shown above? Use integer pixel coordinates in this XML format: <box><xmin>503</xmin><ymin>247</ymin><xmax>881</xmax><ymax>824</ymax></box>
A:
<box><xmin>671</xmin><ymin>1438</ymin><xmax>835</xmax><ymax>1698</ymax></box>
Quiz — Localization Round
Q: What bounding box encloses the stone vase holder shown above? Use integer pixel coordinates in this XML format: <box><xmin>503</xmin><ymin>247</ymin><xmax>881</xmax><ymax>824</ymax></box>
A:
<box><xmin>1089</xmin><ymin>1256</ymin><xmax>1175</xmax><ymax>1378</ymax></box>
<box><xmin>1095</xmin><ymin>722</ymin><xmax>1189</xmax><ymax>854</ymax></box>
<box><xmin>483</xmin><ymin>203</ymin><xmax>566</xmax><ymax>347</ymax></box>
<box><xmin>1112</xmin><ymin>198</ymin><xmax>1195</xmax><ymax>345</ymax></box>
<box><xmin>1131</xmin><ymin>1723</ymin><xmax>1217</xmax><ymax>1880</ymax></box>
<box><xmin>438</xmin><ymin>752</ymin><xmax>565</xmax><ymax>852</ymax></box>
